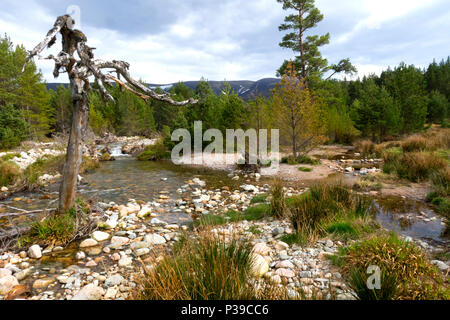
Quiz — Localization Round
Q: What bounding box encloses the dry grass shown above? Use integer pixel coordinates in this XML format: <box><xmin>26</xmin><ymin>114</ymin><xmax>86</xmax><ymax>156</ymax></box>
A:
<box><xmin>135</xmin><ymin>233</ymin><xmax>259</xmax><ymax>300</ymax></box>
<box><xmin>355</xmin><ymin>140</ymin><xmax>376</xmax><ymax>158</ymax></box>
<box><xmin>396</xmin><ymin>152</ymin><xmax>447</xmax><ymax>182</ymax></box>
<box><xmin>270</xmin><ymin>178</ymin><xmax>286</xmax><ymax>218</ymax></box>
<box><xmin>402</xmin><ymin>135</ymin><xmax>434</xmax><ymax>152</ymax></box>
<box><xmin>0</xmin><ymin>160</ymin><xmax>22</xmax><ymax>187</ymax></box>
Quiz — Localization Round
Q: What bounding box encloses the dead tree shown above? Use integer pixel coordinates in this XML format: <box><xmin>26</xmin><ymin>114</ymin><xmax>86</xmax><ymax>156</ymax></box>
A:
<box><xmin>23</xmin><ymin>15</ymin><xmax>197</xmax><ymax>214</ymax></box>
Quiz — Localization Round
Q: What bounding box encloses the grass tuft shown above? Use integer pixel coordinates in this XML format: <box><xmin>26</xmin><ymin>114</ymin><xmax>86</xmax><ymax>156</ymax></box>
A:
<box><xmin>135</xmin><ymin>234</ymin><xmax>258</xmax><ymax>300</ymax></box>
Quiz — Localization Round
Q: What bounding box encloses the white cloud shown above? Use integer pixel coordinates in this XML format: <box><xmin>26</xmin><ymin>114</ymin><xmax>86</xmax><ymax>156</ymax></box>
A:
<box><xmin>1</xmin><ymin>0</ymin><xmax>448</xmax><ymax>83</ymax></box>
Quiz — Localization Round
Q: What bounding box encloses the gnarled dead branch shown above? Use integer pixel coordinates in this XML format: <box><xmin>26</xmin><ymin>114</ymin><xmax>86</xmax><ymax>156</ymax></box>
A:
<box><xmin>23</xmin><ymin>15</ymin><xmax>197</xmax><ymax>213</ymax></box>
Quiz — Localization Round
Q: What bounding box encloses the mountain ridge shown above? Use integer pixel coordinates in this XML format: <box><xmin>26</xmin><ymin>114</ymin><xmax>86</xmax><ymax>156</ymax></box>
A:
<box><xmin>45</xmin><ymin>78</ymin><xmax>281</xmax><ymax>100</ymax></box>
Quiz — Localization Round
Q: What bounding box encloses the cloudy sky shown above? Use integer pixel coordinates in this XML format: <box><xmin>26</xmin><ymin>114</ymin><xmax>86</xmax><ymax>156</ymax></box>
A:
<box><xmin>1</xmin><ymin>0</ymin><xmax>449</xmax><ymax>83</ymax></box>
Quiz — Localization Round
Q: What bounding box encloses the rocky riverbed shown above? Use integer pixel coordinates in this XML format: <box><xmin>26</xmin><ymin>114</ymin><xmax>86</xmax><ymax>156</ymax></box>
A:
<box><xmin>0</xmin><ymin>175</ymin><xmax>448</xmax><ymax>300</ymax></box>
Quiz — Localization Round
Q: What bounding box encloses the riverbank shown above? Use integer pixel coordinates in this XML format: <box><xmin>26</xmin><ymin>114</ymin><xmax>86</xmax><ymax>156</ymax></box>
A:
<box><xmin>0</xmin><ymin>175</ymin><xmax>448</xmax><ymax>300</ymax></box>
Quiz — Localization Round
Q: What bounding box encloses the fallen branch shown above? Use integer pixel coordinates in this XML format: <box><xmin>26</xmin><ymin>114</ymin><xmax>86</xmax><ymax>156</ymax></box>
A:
<box><xmin>0</xmin><ymin>209</ymin><xmax>57</xmax><ymax>219</ymax></box>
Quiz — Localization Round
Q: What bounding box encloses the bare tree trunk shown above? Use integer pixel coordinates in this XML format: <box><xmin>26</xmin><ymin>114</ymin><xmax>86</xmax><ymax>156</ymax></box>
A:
<box><xmin>24</xmin><ymin>15</ymin><xmax>197</xmax><ymax>214</ymax></box>
<box><xmin>58</xmin><ymin>78</ymin><xmax>89</xmax><ymax>213</ymax></box>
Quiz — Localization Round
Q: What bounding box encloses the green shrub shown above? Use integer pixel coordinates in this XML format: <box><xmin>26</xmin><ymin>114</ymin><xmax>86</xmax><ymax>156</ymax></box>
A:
<box><xmin>29</xmin><ymin>211</ymin><xmax>76</xmax><ymax>244</ymax></box>
<box><xmin>298</xmin><ymin>167</ymin><xmax>312</xmax><ymax>172</ymax></box>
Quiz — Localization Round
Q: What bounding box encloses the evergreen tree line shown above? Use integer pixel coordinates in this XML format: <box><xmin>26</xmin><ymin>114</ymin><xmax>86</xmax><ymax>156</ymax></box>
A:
<box><xmin>1</xmin><ymin>34</ymin><xmax>449</xmax><ymax>150</ymax></box>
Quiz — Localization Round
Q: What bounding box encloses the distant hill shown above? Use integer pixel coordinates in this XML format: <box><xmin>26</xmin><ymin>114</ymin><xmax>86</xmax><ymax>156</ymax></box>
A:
<box><xmin>46</xmin><ymin>78</ymin><xmax>281</xmax><ymax>100</ymax></box>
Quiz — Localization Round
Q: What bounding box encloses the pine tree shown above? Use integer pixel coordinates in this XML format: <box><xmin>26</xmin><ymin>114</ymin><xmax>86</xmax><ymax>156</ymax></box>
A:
<box><xmin>276</xmin><ymin>0</ymin><xmax>356</xmax><ymax>82</ymax></box>
<box><xmin>0</xmin><ymin>34</ymin><xmax>50</xmax><ymax>140</ymax></box>
<box><xmin>351</xmin><ymin>79</ymin><xmax>400</xmax><ymax>142</ymax></box>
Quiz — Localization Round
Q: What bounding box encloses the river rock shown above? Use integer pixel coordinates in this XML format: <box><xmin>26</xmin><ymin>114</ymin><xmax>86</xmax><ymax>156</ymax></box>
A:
<box><xmin>241</xmin><ymin>185</ymin><xmax>258</xmax><ymax>193</ymax></box>
<box><xmin>110</xmin><ymin>236</ymin><xmax>130</xmax><ymax>247</ymax></box>
<box><xmin>150</xmin><ymin>218</ymin><xmax>167</xmax><ymax>227</ymax></box>
<box><xmin>92</xmin><ymin>231</ymin><xmax>110</xmax><ymax>242</ymax></box>
<box><xmin>0</xmin><ymin>268</ymin><xmax>12</xmax><ymax>278</ymax></box>
<box><xmin>14</xmin><ymin>268</ymin><xmax>33</xmax><ymax>281</ymax></box>
<box><xmin>28</xmin><ymin>245</ymin><xmax>42</xmax><ymax>259</ymax></box>
<box><xmin>118</xmin><ymin>256</ymin><xmax>133</xmax><ymax>267</ymax></box>
<box><xmin>275</xmin><ymin>268</ymin><xmax>295</xmax><ymax>278</ymax></box>
<box><xmin>32</xmin><ymin>278</ymin><xmax>55</xmax><ymax>289</ymax></box>
<box><xmin>253</xmin><ymin>242</ymin><xmax>271</xmax><ymax>256</ymax></box>
<box><xmin>431</xmin><ymin>260</ymin><xmax>449</xmax><ymax>271</ymax></box>
<box><xmin>145</xmin><ymin>234</ymin><xmax>166</xmax><ymax>245</ymax></box>
<box><xmin>0</xmin><ymin>275</ymin><xmax>19</xmax><ymax>295</ymax></box>
<box><xmin>135</xmin><ymin>248</ymin><xmax>150</xmax><ymax>256</ymax></box>
<box><xmin>137</xmin><ymin>206</ymin><xmax>154</xmax><ymax>218</ymax></box>
<box><xmin>80</xmin><ymin>239</ymin><xmax>98</xmax><ymax>248</ymax></box>
<box><xmin>251</xmin><ymin>254</ymin><xmax>269</xmax><ymax>278</ymax></box>
<box><xmin>105</xmin><ymin>274</ymin><xmax>124</xmax><ymax>287</ymax></box>
<box><xmin>275</xmin><ymin>260</ymin><xmax>295</xmax><ymax>269</ymax></box>
<box><xmin>272</xmin><ymin>227</ymin><xmax>285</xmax><ymax>237</ymax></box>
<box><xmin>72</xmin><ymin>284</ymin><xmax>105</xmax><ymax>300</ymax></box>
<box><xmin>130</xmin><ymin>241</ymin><xmax>150</xmax><ymax>250</ymax></box>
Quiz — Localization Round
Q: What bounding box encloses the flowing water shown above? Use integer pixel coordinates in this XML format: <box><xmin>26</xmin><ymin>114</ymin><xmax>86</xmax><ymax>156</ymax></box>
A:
<box><xmin>0</xmin><ymin>147</ymin><xmax>448</xmax><ymax>245</ymax></box>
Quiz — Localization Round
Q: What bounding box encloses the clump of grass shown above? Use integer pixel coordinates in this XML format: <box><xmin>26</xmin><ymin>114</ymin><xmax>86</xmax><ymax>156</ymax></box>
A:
<box><xmin>355</xmin><ymin>140</ymin><xmax>376</xmax><ymax>158</ymax></box>
<box><xmin>286</xmin><ymin>183</ymin><xmax>372</xmax><ymax>244</ymax></box>
<box><xmin>348</xmin><ymin>268</ymin><xmax>399</xmax><ymax>300</ymax></box>
<box><xmin>136</xmin><ymin>140</ymin><xmax>170</xmax><ymax>161</ymax></box>
<box><xmin>80</xmin><ymin>156</ymin><xmax>100</xmax><ymax>174</ymax></box>
<box><xmin>402</xmin><ymin>135</ymin><xmax>434</xmax><ymax>152</ymax></box>
<box><xmin>384</xmin><ymin>151</ymin><xmax>447</xmax><ymax>182</ymax></box>
<box><xmin>29</xmin><ymin>211</ymin><xmax>76</xmax><ymax>245</ymax></box>
<box><xmin>0</xmin><ymin>160</ymin><xmax>22</xmax><ymax>187</ymax></box>
<box><xmin>281</xmin><ymin>232</ymin><xmax>308</xmax><ymax>246</ymax></box>
<box><xmin>270</xmin><ymin>179</ymin><xmax>286</xmax><ymax>218</ymax></box>
<box><xmin>396</xmin><ymin>152</ymin><xmax>447</xmax><ymax>182</ymax></box>
<box><xmin>136</xmin><ymin>234</ymin><xmax>258</xmax><ymax>300</ymax></box>
<box><xmin>250</xmin><ymin>194</ymin><xmax>268</xmax><ymax>204</ymax></box>
<box><xmin>353</xmin><ymin>176</ymin><xmax>382</xmax><ymax>192</ymax></box>
<box><xmin>298</xmin><ymin>167</ymin><xmax>312</xmax><ymax>172</ymax></box>
<box><xmin>335</xmin><ymin>233</ymin><xmax>449</xmax><ymax>300</ymax></box>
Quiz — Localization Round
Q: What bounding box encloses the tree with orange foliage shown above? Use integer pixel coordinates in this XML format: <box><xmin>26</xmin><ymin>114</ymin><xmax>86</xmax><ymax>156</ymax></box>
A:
<box><xmin>272</xmin><ymin>62</ymin><xmax>326</xmax><ymax>158</ymax></box>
